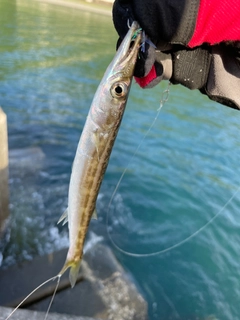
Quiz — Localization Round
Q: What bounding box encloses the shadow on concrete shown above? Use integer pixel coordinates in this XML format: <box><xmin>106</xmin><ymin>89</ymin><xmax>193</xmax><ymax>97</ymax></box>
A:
<box><xmin>0</xmin><ymin>166</ymin><xmax>9</xmax><ymax>236</ymax></box>
<box><xmin>0</xmin><ymin>244</ymin><xmax>148</xmax><ymax>320</ymax></box>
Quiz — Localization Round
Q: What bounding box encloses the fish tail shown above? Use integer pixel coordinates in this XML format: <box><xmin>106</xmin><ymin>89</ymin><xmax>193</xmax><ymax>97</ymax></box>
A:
<box><xmin>58</xmin><ymin>258</ymin><xmax>81</xmax><ymax>288</ymax></box>
<box><xmin>69</xmin><ymin>259</ymin><xmax>81</xmax><ymax>288</ymax></box>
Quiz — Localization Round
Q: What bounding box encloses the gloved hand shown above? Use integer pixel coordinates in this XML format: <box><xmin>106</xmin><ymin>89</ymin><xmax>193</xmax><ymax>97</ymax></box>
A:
<box><xmin>113</xmin><ymin>0</ymin><xmax>240</xmax><ymax>110</ymax></box>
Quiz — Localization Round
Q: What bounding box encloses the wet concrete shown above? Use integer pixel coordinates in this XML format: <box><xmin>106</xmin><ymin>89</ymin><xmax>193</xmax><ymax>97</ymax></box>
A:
<box><xmin>0</xmin><ymin>108</ymin><xmax>9</xmax><ymax>235</ymax></box>
<box><xmin>0</xmin><ymin>306</ymin><xmax>100</xmax><ymax>320</ymax></box>
<box><xmin>0</xmin><ymin>243</ymin><xmax>148</xmax><ymax>320</ymax></box>
<box><xmin>9</xmin><ymin>147</ymin><xmax>45</xmax><ymax>170</ymax></box>
<box><xmin>37</xmin><ymin>0</ymin><xmax>112</xmax><ymax>16</ymax></box>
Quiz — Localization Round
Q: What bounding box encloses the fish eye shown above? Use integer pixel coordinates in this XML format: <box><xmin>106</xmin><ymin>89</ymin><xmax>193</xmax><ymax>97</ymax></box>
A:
<box><xmin>110</xmin><ymin>82</ymin><xmax>128</xmax><ymax>98</ymax></box>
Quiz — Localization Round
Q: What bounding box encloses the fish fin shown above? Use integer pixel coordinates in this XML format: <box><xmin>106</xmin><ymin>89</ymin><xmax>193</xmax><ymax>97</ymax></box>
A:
<box><xmin>69</xmin><ymin>259</ymin><xmax>81</xmax><ymax>288</ymax></box>
<box><xmin>92</xmin><ymin>208</ymin><xmax>97</xmax><ymax>220</ymax></box>
<box><xmin>62</xmin><ymin>217</ymin><xmax>68</xmax><ymax>226</ymax></box>
<box><xmin>58</xmin><ymin>208</ymin><xmax>68</xmax><ymax>225</ymax></box>
<box><xmin>58</xmin><ymin>258</ymin><xmax>81</xmax><ymax>288</ymax></box>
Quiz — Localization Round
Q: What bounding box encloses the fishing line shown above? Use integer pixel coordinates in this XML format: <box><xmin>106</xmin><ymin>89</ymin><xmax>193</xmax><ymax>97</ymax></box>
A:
<box><xmin>4</xmin><ymin>275</ymin><xmax>59</xmax><ymax>320</ymax></box>
<box><xmin>44</xmin><ymin>275</ymin><xmax>61</xmax><ymax>320</ymax></box>
<box><xmin>107</xmin><ymin>185</ymin><xmax>240</xmax><ymax>257</ymax></box>
<box><xmin>106</xmin><ymin>82</ymin><xmax>171</xmax><ymax>254</ymax></box>
<box><xmin>106</xmin><ymin>82</ymin><xmax>240</xmax><ymax>258</ymax></box>
<box><xmin>107</xmin><ymin>83</ymin><xmax>170</xmax><ymax>215</ymax></box>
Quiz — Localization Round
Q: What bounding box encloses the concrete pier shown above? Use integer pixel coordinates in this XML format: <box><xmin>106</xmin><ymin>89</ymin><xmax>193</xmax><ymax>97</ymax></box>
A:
<box><xmin>0</xmin><ymin>243</ymin><xmax>148</xmax><ymax>320</ymax></box>
<box><xmin>0</xmin><ymin>108</ymin><xmax>9</xmax><ymax>234</ymax></box>
<box><xmin>0</xmin><ymin>306</ymin><xmax>100</xmax><ymax>320</ymax></box>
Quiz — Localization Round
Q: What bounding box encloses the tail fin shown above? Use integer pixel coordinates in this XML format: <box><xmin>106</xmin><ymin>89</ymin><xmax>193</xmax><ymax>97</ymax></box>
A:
<box><xmin>58</xmin><ymin>258</ymin><xmax>81</xmax><ymax>288</ymax></box>
<box><xmin>69</xmin><ymin>259</ymin><xmax>81</xmax><ymax>288</ymax></box>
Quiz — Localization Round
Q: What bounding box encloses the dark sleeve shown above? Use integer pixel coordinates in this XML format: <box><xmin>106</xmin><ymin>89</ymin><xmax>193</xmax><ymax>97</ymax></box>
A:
<box><xmin>112</xmin><ymin>0</ymin><xmax>200</xmax><ymax>46</ymax></box>
<box><xmin>188</xmin><ymin>0</ymin><xmax>240</xmax><ymax>47</ymax></box>
<box><xmin>113</xmin><ymin>0</ymin><xmax>240</xmax><ymax>110</ymax></box>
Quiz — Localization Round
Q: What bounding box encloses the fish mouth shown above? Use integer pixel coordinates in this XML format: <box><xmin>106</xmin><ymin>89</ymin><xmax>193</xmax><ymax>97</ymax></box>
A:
<box><xmin>111</xmin><ymin>21</ymin><xmax>142</xmax><ymax>70</ymax></box>
<box><xmin>112</xmin><ymin>21</ymin><xmax>142</xmax><ymax>76</ymax></box>
<box><xmin>122</xmin><ymin>21</ymin><xmax>142</xmax><ymax>58</ymax></box>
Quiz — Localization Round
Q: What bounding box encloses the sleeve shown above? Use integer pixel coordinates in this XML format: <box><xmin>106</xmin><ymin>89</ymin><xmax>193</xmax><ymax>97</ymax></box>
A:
<box><xmin>112</xmin><ymin>0</ymin><xmax>240</xmax><ymax>110</ymax></box>
<box><xmin>112</xmin><ymin>0</ymin><xmax>200</xmax><ymax>46</ymax></box>
<box><xmin>188</xmin><ymin>0</ymin><xmax>240</xmax><ymax>47</ymax></box>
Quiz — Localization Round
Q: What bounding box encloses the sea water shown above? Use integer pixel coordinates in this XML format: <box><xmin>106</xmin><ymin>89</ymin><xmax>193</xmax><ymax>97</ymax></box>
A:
<box><xmin>0</xmin><ymin>1</ymin><xmax>240</xmax><ymax>319</ymax></box>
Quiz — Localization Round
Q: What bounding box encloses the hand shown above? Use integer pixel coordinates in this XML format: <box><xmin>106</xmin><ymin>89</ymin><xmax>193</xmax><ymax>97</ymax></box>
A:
<box><xmin>112</xmin><ymin>0</ymin><xmax>209</xmax><ymax>90</ymax></box>
<box><xmin>113</xmin><ymin>0</ymin><xmax>240</xmax><ymax>110</ymax></box>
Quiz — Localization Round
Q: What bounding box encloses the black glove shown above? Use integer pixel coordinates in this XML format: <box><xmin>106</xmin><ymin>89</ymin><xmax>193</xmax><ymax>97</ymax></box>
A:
<box><xmin>113</xmin><ymin>0</ymin><xmax>198</xmax><ymax>45</ymax></box>
<box><xmin>113</xmin><ymin>0</ymin><xmax>240</xmax><ymax>110</ymax></box>
<box><xmin>113</xmin><ymin>0</ymin><xmax>206</xmax><ymax>88</ymax></box>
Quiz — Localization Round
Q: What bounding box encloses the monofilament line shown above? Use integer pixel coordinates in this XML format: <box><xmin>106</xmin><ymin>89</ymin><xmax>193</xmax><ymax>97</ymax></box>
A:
<box><xmin>106</xmin><ymin>83</ymin><xmax>171</xmax><ymax>253</ymax></box>
<box><xmin>4</xmin><ymin>276</ymin><xmax>59</xmax><ymax>320</ymax></box>
<box><xmin>44</xmin><ymin>275</ymin><xmax>61</xmax><ymax>320</ymax></box>
<box><xmin>108</xmin><ymin>185</ymin><xmax>240</xmax><ymax>257</ymax></box>
<box><xmin>107</xmin><ymin>81</ymin><xmax>240</xmax><ymax>258</ymax></box>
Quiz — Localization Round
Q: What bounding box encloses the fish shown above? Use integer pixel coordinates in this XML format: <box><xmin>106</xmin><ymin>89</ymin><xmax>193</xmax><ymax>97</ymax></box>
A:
<box><xmin>58</xmin><ymin>21</ymin><xmax>142</xmax><ymax>288</ymax></box>
<box><xmin>4</xmin><ymin>21</ymin><xmax>142</xmax><ymax>320</ymax></box>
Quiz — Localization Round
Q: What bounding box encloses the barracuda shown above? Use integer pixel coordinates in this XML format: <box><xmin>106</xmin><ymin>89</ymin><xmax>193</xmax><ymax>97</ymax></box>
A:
<box><xmin>58</xmin><ymin>21</ymin><xmax>142</xmax><ymax>287</ymax></box>
<box><xmin>4</xmin><ymin>21</ymin><xmax>142</xmax><ymax>320</ymax></box>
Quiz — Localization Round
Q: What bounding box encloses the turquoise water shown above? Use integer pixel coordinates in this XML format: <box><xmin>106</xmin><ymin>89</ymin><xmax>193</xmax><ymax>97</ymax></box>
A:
<box><xmin>1</xmin><ymin>1</ymin><xmax>240</xmax><ymax>319</ymax></box>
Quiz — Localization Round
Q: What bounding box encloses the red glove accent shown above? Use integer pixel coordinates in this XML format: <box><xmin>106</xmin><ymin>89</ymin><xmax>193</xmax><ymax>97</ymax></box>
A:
<box><xmin>188</xmin><ymin>0</ymin><xmax>240</xmax><ymax>47</ymax></box>
<box><xmin>134</xmin><ymin>65</ymin><xmax>157</xmax><ymax>88</ymax></box>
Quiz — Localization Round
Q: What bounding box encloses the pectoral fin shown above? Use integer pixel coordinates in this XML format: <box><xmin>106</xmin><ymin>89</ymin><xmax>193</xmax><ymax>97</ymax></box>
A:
<box><xmin>92</xmin><ymin>208</ymin><xmax>97</xmax><ymax>220</ymax></box>
<box><xmin>58</xmin><ymin>208</ymin><xmax>68</xmax><ymax>225</ymax></box>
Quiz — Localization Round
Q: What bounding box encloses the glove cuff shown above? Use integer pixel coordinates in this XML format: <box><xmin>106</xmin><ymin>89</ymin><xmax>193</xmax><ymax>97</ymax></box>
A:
<box><xmin>203</xmin><ymin>44</ymin><xmax>240</xmax><ymax>110</ymax></box>
<box><xmin>171</xmin><ymin>46</ymin><xmax>211</xmax><ymax>90</ymax></box>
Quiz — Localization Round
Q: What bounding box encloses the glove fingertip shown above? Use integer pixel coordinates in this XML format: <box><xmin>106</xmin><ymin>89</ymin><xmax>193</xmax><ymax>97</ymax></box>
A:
<box><xmin>135</xmin><ymin>65</ymin><xmax>157</xmax><ymax>88</ymax></box>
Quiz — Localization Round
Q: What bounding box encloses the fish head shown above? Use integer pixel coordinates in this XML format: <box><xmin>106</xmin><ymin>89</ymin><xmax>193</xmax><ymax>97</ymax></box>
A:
<box><xmin>107</xmin><ymin>21</ymin><xmax>142</xmax><ymax>102</ymax></box>
<box><xmin>89</xmin><ymin>22</ymin><xmax>142</xmax><ymax>130</ymax></box>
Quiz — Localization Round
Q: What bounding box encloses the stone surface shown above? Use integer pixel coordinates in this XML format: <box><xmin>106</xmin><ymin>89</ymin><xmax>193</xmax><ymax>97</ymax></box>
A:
<box><xmin>9</xmin><ymin>147</ymin><xmax>45</xmax><ymax>170</ymax></box>
<box><xmin>0</xmin><ymin>306</ymin><xmax>99</xmax><ymax>320</ymax></box>
<box><xmin>0</xmin><ymin>108</ymin><xmax>9</xmax><ymax>235</ymax></box>
<box><xmin>37</xmin><ymin>0</ymin><xmax>111</xmax><ymax>16</ymax></box>
<box><xmin>0</xmin><ymin>244</ymin><xmax>148</xmax><ymax>320</ymax></box>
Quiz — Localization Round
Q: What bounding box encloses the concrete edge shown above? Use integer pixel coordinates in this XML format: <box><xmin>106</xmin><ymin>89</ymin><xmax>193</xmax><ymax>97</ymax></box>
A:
<box><xmin>36</xmin><ymin>0</ymin><xmax>112</xmax><ymax>16</ymax></box>
<box><xmin>0</xmin><ymin>306</ymin><xmax>101</xmax><ymax>320</ymax></box>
